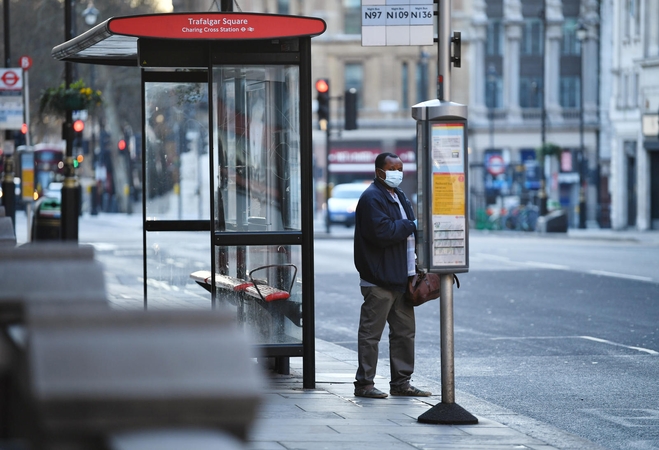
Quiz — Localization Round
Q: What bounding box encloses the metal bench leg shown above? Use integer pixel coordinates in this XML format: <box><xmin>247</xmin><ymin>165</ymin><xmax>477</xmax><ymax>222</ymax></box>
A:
<box><xmin>275</xmin><ymin>357</ymin><xmax>289</xmax><ymax>375</ymax></box>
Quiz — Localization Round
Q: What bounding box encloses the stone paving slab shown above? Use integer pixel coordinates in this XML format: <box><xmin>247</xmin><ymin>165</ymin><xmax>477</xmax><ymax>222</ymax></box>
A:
<box><xmin>244</xmin><ymin>338</ymin><xmax>609</xmax><ymax>450</ymax></box>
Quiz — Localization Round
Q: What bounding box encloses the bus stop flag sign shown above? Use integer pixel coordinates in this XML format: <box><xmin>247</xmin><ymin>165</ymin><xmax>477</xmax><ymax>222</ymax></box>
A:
<box><xmin>0</xmin><ymin>68</ymin><xmax>24</xmax><ymax>130</ymax></box>
<box><xmin>361</xmin><ymin>0</ymin><xmax>434</xmax><ymax>46</ymax></box>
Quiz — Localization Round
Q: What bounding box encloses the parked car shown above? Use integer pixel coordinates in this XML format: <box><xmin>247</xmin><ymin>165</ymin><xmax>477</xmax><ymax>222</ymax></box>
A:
<box><xmin>327</xmin><ymin>182</ymin><xmax>369</xmax><ymax>226</ymax></box>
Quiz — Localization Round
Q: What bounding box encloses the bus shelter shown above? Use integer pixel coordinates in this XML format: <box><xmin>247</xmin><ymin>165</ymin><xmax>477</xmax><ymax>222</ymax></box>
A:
<box><xmin>52</xmin><ymin>12</ymin><xmax>326</xmax><ymax>387</ymax></box>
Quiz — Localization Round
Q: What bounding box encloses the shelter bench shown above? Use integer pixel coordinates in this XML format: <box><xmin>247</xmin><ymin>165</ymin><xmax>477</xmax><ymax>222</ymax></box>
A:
<box><xmin>190</xmin><ymin>264</ymin><xmax>301</xmax><ymax>327</ymax></box>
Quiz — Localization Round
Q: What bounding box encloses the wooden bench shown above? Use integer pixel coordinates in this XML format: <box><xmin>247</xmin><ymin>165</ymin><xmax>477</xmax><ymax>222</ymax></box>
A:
<box><xmin>190</xmin><ymin>264</ymin><xmax>301</xmax><ymax>327</ymax></box>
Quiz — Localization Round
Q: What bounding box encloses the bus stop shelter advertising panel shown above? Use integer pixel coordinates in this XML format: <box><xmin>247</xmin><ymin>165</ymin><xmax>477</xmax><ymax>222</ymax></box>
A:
<box><xmin>52</xmin><ymin>13</ymin><xmax>326</xmax><ymax>387</ymax></box>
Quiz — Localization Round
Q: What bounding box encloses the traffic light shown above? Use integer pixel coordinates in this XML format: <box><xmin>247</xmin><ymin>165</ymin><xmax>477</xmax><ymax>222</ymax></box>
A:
<box><xmin>316</xmin><ymin>78</ymin><xmax>330</xmax><ymax>130</ymax></box>
<box><xmin>13</xmin><ymin>125</ymin><xmax>27</xmax><ymax>147</ymax></box>
<box><xmin>344</xmin><ymin>88</ymin><xmax>358</xmax><ymax>130</ymax></box>
<box><xmin>73</xmin><ymin>119</ymin><xmax>85</xmax><ymax>149</ymax></box>
<box><xmin>73</xmin><ymin>154</ymin><xmax>84</xmax><ymax>168</ymax></box>
<box><xmin>118</xmin><ymin>139</ymin><xmax>127</xmax><ymax>152</ymax></box>
<box><xmin>73</xmin><ymin>119</ymin><xmax>85</xmax><ymax>139</ymax></box>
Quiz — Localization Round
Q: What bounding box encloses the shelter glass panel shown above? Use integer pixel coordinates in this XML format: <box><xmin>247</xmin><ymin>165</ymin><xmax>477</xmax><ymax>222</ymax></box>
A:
<box><xmin>145</xmin><ymin>231</ymin><xmax>211</xmax><ymax>306</ymax></box>
<box><xmin>144</xmin><ymin>81</ymin><xmax>210</xmax><ymax>221</ymax></box>
<box><xmin>212</xmin><ymin>66</ymin><xmax>301</xmax><ymax>232</ymax></box>
<box><xmin>212</xmin><ymin>244</ymin><xmax>303</xmax><ymax>345</ymax></box>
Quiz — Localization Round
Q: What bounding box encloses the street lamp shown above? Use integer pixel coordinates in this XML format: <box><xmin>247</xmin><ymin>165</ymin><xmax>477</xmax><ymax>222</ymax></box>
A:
<box><xmin>61</xmin><ymin>0</ymin><xmax>100</xmax><ymax>239</ymax></box>
<box><xmin>487</xmin><ymin>64</ymin><xmax>497</xmax><ymax>150</ymax></box>
<box><xmin>82</xmin><ymin>2</ymin><xmax>100</xmax><ymax>214</ymax></box>
<box><xmin>576</xmin><ymin>22</ymin><xmax>587</xmax><ymax>229</ymax></box>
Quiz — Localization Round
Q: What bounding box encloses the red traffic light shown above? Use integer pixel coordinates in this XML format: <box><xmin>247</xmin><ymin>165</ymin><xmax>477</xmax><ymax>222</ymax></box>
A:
<box><xmin>315</xmin><ymin>79</ymin><xmax>329</xmax><ymax>93</ymax></box>
<box><xmin>21</xmin><ymin>123</ymin><xmax>28</xmax><ymax>134</ymax></box>
<box><xmin>73</xmin><ymin>119</ymin><xmax>85</xmax><ymax>133</ymax></box>
<box><xmin>117</xmin><ymin>139</ymin><xmax>127</xmax><ymax>151</ymax></box>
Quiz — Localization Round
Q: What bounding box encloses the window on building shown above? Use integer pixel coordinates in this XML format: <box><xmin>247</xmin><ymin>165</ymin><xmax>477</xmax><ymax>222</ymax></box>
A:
<box><xmin>486</xmin><ymin>20</ymin><xmax>503</xmax><ymax>56</ymax></box>
<box><xmin>633</xmin><ymin>0</ymin><xmax>641</xmax><ymax>37</ymax></box>
<box><xmin>485</xmin><ymin>66</ymin><xmax>502</xmax><ymax>108</ymax></box>
<box><xmin>277</xmin><ymin>0</ymin><xmax>289</xmax><ymax>14</ymax></box>
<box><xmin>402</xmin><ymin>62</ymin><xmax>409</xmax><ymax>109</ymax></box>
<box><xmin>344</xmin><ymin>0</ymin><xmax>361</xmax><ymax>34</ymax></box>
<box><xmin>520</xmin><ymin>77</ymin><xmax>543</xmax><ymax>108</ymax></box>
<box><xmin>485</xmin><ymin>78</ymin><xmax>502</xmax><ymax>109</ymax></box>
<box><xmin>560</xmin><ymin>76</ymin><xmax>580</xmax><ymax>108</ymax></box>
<box><xmin>618</xmin><ymin>73</ymin><xmax>629</xmax><ymax>109</ymax></box>
<box><xmin>629</xmin><ymin>72</ymin><xmax>639</xmax><ymax>108</ymax></box>
<box><xmin>416</xmin><ymin>58</ymin><xmax>429</xmax><ymax>103</ymax></box>
<box><xmin>345</xmin><ymin>63</ymin><xmax>363</xmax><ymax>108</ymax></box>
<box><xmin>562</xmin><ymin>18</ymin><xmax>581</xmax><ymax>56</ymax></box>
<box><xmin>645</xmin><ymin>1</ymin><xmax>659</xmax><ymax>56</ymax></box>
<box><xmin>521</xmin><ymin>18</ymin><xmax>543</xmax><ymax>55</ymax></box>
<box><xmin>623</xmin><ymin>0</ymin><xmax>632</xmax><ymax>38</ymax></box>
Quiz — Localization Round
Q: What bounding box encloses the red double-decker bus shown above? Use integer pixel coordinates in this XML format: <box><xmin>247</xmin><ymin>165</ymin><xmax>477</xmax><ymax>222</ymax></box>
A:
<box><xmin>33</xmin><ymin>144</ymin><xmax>65</xmax><ymax>198</ymax></box>
<box><xmin>15</xmin><ymin>143</ymin><xmax>65</xmax><ymax>203</ymax></box>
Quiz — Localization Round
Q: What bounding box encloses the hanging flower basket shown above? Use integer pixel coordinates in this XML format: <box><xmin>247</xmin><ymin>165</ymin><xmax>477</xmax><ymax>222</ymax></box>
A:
<box><xmin>536</xmin><ymin>143</ymin><xmax>561</xmax><ymax>160</ymax></box>
<box><xmin>39</xmin><ymin>79</ymin><xmax>103</xmax><ymax>116</ymax></box>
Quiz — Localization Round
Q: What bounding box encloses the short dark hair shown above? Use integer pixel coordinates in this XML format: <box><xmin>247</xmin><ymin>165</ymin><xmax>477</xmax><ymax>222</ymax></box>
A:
<box><xmin>375</xmin><ymin>152</ymin><xmax>399</xmax><ymax>170</ymax></box>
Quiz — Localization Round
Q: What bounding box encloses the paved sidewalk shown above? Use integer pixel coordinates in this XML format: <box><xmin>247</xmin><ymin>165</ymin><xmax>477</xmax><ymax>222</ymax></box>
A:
<box><xmin>9</xmin><ymin>212</ymin><xmax>623</xmax><ymax>449</ymax></box>
<box><xmin>249</xmin><ymin>339</ymin><xmax>607</xmax><ymax>450</ymax></box>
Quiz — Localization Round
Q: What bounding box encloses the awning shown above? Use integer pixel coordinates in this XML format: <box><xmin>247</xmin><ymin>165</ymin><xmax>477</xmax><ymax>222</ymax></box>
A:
<box><xmin>52</xmin><ymin>13</ymin><xmax>327</xmax><ymax>66</ymax></box>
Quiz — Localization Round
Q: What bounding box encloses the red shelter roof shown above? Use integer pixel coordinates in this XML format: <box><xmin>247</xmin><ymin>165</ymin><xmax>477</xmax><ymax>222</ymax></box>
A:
<box><xmin>52</xmin><ymin>13</ymin><xmax>327</xmax><ymax>66</ymax></box>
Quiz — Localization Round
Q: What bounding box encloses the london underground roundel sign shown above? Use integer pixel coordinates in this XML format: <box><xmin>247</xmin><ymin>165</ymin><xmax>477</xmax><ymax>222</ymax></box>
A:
<box><xmin>486</xmin><ymin>154</ymin><xmax>505</xmax><ymax>176</ymax></box>
<box><xmin>0</xmin><ymin>69</ymin><xmax>22</xmax><ymax>90</ymax></box>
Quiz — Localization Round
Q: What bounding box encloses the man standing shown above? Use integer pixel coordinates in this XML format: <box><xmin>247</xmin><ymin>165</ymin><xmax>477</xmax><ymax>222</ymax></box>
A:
<box><xmin>353</xmin><ymin>152</ymin><xmax>431</xmax><ymax>398</ymax></box>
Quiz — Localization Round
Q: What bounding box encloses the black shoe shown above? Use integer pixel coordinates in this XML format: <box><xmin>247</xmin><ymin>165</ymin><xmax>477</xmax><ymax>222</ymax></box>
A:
<box><xmin>390</xmin><ymin>385</ymin><xmax>431</xmax><ymax>397</ymax></box>
<box><xmin>354</xmin><ymin>387</ymin><xmax>388</xmax><ymax>398</ymax></box>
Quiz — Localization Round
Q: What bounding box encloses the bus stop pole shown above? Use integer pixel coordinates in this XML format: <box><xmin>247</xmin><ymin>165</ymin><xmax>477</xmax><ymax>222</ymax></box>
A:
<box><xmin>418</xmin><ymin>0</ymin><xmax>477</xmax><ymax>425</ymax></box>
<box><xmin>439</xmin><ymin>274</ymin><xmax>455</xmax><ymax>403</ymax></box>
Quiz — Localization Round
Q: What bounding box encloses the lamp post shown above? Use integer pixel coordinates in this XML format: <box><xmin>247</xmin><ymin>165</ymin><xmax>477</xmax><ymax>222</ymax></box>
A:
<box><xmin>487</xmin><ymin>64</ymin><xmax>497</xmax><ymax>150</ymax></box>
<box><xmin>82</xmin><ymin>2</ymin><xmax>100</xmax><ymax>215</ymax></box>
<box><xmin>62</xmin><ymin>0</ymin><xmax>100</xmax><ymax>236</ymax></box>
<box><xmin>2</xmin><ymin>0</ymin><xmax>16</xmax><ymax>229</ymax></box>
<box><xmin>61</xmin><ymin>0</ymin><xmax>79</xmax><ymax>240</ymax></box>
<box><xmin>576</xmin><ymin>22</ymin><xmax>587</xmax><ymax>229</ymax></box>
<box><xmin>537</xmin><ymin>4</ymin><xmax>548</xmax><ymax>216</ymax></box>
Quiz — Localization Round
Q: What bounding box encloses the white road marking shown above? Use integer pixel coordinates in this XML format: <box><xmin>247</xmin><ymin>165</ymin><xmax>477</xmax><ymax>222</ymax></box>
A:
<box><xmin>521</xmin><ymin>261</ymin><xmax>570</xmax><ymax>270</ymax></box>
<box><xmin>579</xmin><ymin>335</ymin><xmax>659</xmax><ymax>356</ymax></box>
<box><xmin>490</xmin><ymin>335</ymin><xmax>659</xmax><ymax>356</ymax></box>
<box><xmin>473</xmin><ymin>253</ymin><xmax>654</xmax><ymax>282</ymax></box>
<box><xmin>588</xmin><ymin>270</ymin><xmax>653</xmax><ymax>283</ymax></box>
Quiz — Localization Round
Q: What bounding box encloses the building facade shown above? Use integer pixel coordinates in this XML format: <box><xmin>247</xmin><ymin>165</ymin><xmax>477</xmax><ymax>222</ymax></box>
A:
<box><xmin>466</xmin><ymin>0</ymin><xmax>603</xmax><ymax>229</ymax></box>
<box><xmin>605</xmin><ymin>0</ymin><xmax>659</xmax><ymax>230</ymax></box>
<box><xmin>170</xmin><ymin>0</ymin><xmax>659</xmax><ymax>230</ymax></box>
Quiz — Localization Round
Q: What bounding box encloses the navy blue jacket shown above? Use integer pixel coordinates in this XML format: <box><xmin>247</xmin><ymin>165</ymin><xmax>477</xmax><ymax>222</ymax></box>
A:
<box><xmin>353</xmin><ymin>179</ymin><xmax>416</xmax><ymax>293</ymax></box>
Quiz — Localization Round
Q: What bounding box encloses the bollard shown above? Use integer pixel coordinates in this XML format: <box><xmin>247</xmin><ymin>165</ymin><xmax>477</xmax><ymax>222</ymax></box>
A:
<box><xmin>2</xmin><ymin>153</ymin><xmax>16</xmax><ymax>231</ymax></box>
<box><xmin>0</xmin><ymin>217</ymin><xmax>16</xmax><ymax>246</ymax></box>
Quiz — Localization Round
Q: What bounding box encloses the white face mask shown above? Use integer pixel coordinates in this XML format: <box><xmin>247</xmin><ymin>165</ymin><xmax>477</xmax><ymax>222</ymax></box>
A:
<box><xmin>381</xmin><ymin>170</ymin><xmax>403</xmax><ymax>188</ymax></box>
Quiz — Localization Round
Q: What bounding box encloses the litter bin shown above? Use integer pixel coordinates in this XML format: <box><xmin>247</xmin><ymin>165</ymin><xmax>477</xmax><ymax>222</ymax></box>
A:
<box><xmin>32</xmin><ymin>197</ymin><xmax>61</xmax><ymax>241</ymax></box>
<box><xmin>535</xmin><ymin>209</ymin><xmax>568</xmax><ymax>233</ymax></box>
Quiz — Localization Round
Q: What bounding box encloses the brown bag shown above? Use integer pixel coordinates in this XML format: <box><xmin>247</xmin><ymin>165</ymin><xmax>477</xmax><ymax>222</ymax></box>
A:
<box><xmin>406</xmin><ymin>269</ymin><xmax>460</xmax><ymax>307</ymax></box>
<box><xmin>406</xmin><ymin>269</ymin><xmax>441</xmax><ymax>306</ymax></box>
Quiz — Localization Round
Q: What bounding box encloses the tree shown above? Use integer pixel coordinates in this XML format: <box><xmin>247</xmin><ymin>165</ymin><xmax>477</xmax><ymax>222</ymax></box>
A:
<box><xmin>1</xmin><ymin>0</ymin><xmax>166</xmax><ymax>212</ymax></box>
